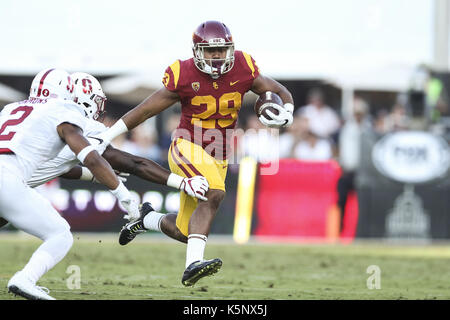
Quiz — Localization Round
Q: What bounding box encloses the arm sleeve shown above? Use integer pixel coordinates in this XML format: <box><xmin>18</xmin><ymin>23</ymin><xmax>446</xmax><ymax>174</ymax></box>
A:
<box><xmin>52</xmin><ymin>101</ymin><xmax>87</xmax><ymax>132</ymax></box>
<box><xmin>162</xmin><ymin>60</ymin><xmax>181</xmax><ymax>92</ymax></box>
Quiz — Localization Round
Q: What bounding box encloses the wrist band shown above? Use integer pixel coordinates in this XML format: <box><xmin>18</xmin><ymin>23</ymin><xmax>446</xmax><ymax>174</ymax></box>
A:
<box><xmin>80</xmin><ymin>167</ymin><xmax>94</xmax><ymax>181</ymax></box>
<box><xmin>103</xmin><ymin>119</ymin><xmax>128</xmax><ymax>143</ymax></box>
<box><xmin>110</xmin><ymin>181</ymin><xmax>130</xmax><ymax>202</ymax></box>
<box><xmin>77</xmin><ymin>145</ymin><xmax>96</xmax><ymax>164</ymax></box>
<box><xmin>167</xmin><ymin>173</ymin><xmax>184</xmax><ymax>189</ymax></box>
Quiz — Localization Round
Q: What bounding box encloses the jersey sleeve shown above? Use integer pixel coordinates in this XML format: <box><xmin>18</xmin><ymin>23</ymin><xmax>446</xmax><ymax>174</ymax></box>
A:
<box><xmin>84</xmin><ymin>120</ymin><xmax>108</xmax><ymax>155</ymax></box>
<box><xmin>84</xmin><ymin>119</ymin><xmax>107</xmax><ymax>136</ymax></box>
<box><xmin>51</xmin><ymin>101</ymin><xmax>87</xmax><ymax>132</ymax></box>
<box><xmin>241</xmin><ymin>52</ymin><xmax>260</xmax><ymax>79</ymax></box>
<box><xmin>162</xmin><ymin>60</ymin><xmax>182</xmax><ymax>92</ymax></box>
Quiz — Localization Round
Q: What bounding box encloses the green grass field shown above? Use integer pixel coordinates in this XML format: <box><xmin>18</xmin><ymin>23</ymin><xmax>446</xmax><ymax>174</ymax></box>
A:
<box><xmin>1</xmin><ymin>232</ymin><xmax>450</xmax><ymax>300</ymax></box>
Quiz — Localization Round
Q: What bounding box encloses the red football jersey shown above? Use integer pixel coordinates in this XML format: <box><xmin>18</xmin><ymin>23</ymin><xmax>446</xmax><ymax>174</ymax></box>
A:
<box><xmin>162</xmin><ymin>50</ymin><xmax>260</xmax><ymax>160</ymax></box>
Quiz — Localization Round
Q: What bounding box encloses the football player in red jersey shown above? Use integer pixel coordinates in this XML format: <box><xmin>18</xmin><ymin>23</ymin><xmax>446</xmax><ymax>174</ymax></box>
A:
<box><xmin>103</xmin><ymin>20</ymin><xmax>295</xmax><ymax>286</ymax></box>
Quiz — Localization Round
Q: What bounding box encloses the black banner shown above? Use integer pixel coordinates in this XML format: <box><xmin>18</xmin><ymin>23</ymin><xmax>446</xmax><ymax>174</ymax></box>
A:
<box><xmin>52</xmin><ymin>166</ymin><xmax>240</xmax><ymax>233</ymax></box>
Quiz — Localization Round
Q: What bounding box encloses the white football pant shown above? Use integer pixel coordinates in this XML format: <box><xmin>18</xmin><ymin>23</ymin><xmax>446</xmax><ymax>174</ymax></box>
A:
<box><xmin>0</xmin><ymin>162</ymin><xmax>73</xmax><ymax>284</ymax></box>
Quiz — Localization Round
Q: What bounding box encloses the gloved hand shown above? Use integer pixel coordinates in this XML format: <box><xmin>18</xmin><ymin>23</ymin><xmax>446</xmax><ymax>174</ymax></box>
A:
<box><xmin>122</xmin><ymin>198</ymin><xmax>140</xmax><ymax>221</ymax></box>
<box><xmin>180</xmin><ymin>175</ymin><xmax>209</xmax><ymax>201</ymax></box>
<box><xmin>258</xmin><ymin>103</ymin><xmax>294</xmax><ymax>128</ymax></box>
<box><xmin>110</xmin><ymin>181</ymin><xmax>140</xmax><ymax>221</ymax></box>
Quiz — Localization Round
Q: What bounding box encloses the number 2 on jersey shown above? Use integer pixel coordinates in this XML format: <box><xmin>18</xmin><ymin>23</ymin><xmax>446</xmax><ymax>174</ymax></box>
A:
<box><xmin>0</xmin><ymin>106</ymin><xmax>34</xmax><ymax>141</ymax></box>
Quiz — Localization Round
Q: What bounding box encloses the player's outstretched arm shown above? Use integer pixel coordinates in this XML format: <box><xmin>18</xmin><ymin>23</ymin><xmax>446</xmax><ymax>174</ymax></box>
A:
<box><xmin>101</xmin><ymin>146</ymin><xmax>169</xmax><ymax>184</ymax></box>
<box><xmin>57</xmin><ymin>122</ymin><xmax>139</xmax><ymax>220</ymax></box>
<box><xmin>101</xmin><ymin>146</ymin><xmax>209</xmax><ymax>201</ymax></box>
<box><xmin>251</xmin><ymin>74</ymin><xmax>294</xmax><ymax>108</ymax></box>
<box><xmin>58</xmin><ymin>123</ymin><xmax>121</xmax><ymax>190</ymax></box>
<box><xmin>60</xmin><ymin>165</ymin><xmax>129</xmax><ymax>183</ymax></box>
<box><xmin>100</xmin><ymin>87</ymin><xmax>180</xmax><ymax>144</ymax></box>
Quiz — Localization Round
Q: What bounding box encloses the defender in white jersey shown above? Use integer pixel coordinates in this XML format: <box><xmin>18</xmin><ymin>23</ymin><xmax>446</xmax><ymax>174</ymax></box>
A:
<box><xmin>0</xmin><ymin>68</ymin><xmax>140</xmax><ymax>300</ymax></box>
<box><xmin>27</xmin><ymin>72</ymin><xmax>209</xmax><ymax>198</ymax></box>
<box><xmin>27</xmin><ymin>115</ymin><xmax>210</xmax><ymax>201</ymax></box>
<box><xmin>27</xmin><ymin>72</ymin><xmax>210</xmax><ymax>239</ymax></box>
<box><xmin>27</xmin><ymin>118</ymin><xmax>109</xmax><ymax>188</ymax></box>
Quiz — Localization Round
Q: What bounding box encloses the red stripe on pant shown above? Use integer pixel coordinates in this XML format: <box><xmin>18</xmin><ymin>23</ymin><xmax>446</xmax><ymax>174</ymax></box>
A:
<box><xmin>170</xmin><ymin>144</ymin><xmax>193</xmax><ymax>178</ymax></box>
<box><xmin>173</xmin><ymin>140</ymin><xmax>202</xmax><ymax>176</ymax></box>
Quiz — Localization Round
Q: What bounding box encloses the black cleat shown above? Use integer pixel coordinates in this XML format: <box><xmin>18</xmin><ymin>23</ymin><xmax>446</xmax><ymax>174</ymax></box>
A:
<box><xmin>181</xmin><ymin>258</ymin><xmax>223</xmax><ymax>287</ymax></box>
<box><xmin>119</xmin><ymin>202</ymin><xmax>154</xmax><ymax>246</ymax></box>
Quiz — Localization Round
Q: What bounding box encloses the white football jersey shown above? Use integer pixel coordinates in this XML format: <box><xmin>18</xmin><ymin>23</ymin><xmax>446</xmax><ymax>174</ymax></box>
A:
<box><xmin>0</xmin><ymin>98</ymin><xmax>87</xmax><ymax>181</ymax></box>
<box><xmin>27</xmin><ymin>119</ymin><xmax>108</xmax><ymax>188</ymax></box>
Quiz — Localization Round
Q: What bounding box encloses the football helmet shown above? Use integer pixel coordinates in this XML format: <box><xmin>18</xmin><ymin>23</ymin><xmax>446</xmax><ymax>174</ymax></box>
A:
<box><xmin>29</xmin><ymin>68</ymin><xmax>74</xmax><ymax>100</ymax></box>
<box><xmin>192</xmin><ymin>21</ymin><xmax>235</xmax><ymax>79</ymax></box>
<box><xmin>71</xmin><ymin>72</ymin><xmax>107</xmax><ymax>120</ymax></box>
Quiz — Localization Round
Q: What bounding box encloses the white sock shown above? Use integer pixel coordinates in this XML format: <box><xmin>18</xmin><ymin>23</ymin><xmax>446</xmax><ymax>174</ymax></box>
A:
<box><xmin>143</xmin><ymin>211</ymin><xmax>165</xmax><ymax>232</ymax></box>
<box><xmin>21</xmin><ymin>231</ymin><xmax>73</xmax><ymax>284</ymax></box>
<box><xmin>185</xmin><ymin>234</ymin><xmax>207</xmax><ymax>268</ymax></box>
<box><xmin>21</xmin><ymin>250</ymin><xmax>55</xmax><ymax>284</ymax></box>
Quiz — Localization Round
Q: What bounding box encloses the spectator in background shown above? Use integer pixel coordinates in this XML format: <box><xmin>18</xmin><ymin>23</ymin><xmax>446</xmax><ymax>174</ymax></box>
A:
<box><xmin>159</xmin><ymin>112</ymin><xmax>181</xmax><ymax>163</ymax></box>
<box><xmin>278</xmin><ymin>113</ymin><xmax>303</xmax><ymax>158</ymax></box>
<box><xmin>296</xmin><ymin>88</ymin><xmax>341</xmax><ymax>142</ymax></box>
<box><xmin>384</xmin><ymin>102</ymin><xmax>410</xmax><ymax>132</ymax></box>
<box><xmin>337</xmin><ymin>97</ymin><xmax>372</xmax><ymax>232</ymax></box>
<box><xmin>374</xmin><ymin>109</ymin><xmax>389</xmax><ymax>135</ymax></box>
<box><xmin>121</xmin><ymin>120</ymin><xmax>161</xmax><ymax>162</ymax></box>
<box><xmin>239</xmin><ymin>114</ymin><xmax>280</xmax><ymax>163</ymax></box>
<box><xmin>291</xmin><ymin>115</ymin><xmax>334</xmax><ymax>161</ymax></box>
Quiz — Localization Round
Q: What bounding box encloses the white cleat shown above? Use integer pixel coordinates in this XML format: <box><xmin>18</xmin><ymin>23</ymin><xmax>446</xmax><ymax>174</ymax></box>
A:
<box><xmin>7</xmin><ymin>272</ymin><xmax>56</xmax><ymax>300</ymax></box>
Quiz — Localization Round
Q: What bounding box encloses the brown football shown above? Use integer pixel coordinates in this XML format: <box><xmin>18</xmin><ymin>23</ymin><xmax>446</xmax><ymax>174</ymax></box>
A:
<box><xmin>254</xmin><ymin>91</ymin><xmax>283</xmax><ymax>120</ymax></box>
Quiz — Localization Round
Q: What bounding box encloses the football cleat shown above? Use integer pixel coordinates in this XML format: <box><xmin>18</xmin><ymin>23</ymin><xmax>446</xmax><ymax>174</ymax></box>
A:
<box><xmin>118</xmin><ymin>202</ymin><xmax>154</xmax><ymax>246</ymax></box>
<box><xmin>7</xmin><ymin>271</ymin><xmax>55</xmax><ymax>300</ymax></box>
<box><xmin>181</xmin><ymin>258</ymin><xmax>223</xmax><ymax>287</ymax></box>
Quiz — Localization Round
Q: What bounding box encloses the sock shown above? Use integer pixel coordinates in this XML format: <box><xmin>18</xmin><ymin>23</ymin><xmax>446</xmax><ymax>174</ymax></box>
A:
<box><xmin>21</xmin><ymin>231</ymin><xmax>73</xmax><ymax>284</ymax></box>
<box><xmin>143</xmin><ymin>211</ymin><xmax>165</xmax><ymax>232</ymax></box>
<box><xmin>185</xmin><ymin>234</ymin><xmax>207</xmax><ymax>268</ymax></box>
<box><xmin>21</xmin><ymin>250</ymin><xmax>55</xmax><ymax>284</ymax></box>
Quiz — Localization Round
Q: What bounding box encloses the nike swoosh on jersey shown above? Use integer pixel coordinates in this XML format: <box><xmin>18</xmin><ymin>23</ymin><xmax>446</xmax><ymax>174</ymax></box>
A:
<box><xmin>87</xmin><ymin>136</ymin><xmax>104</xmax><ymax>144</ymax></box>
<box><xmin>230</xmin><ymin>80</ymin><xmax>240</xmax><ymax>86</ymax></box>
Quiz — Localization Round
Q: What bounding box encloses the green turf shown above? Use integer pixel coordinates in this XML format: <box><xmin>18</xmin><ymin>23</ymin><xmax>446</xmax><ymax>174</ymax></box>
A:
<box><xmin>1</xmin><ymin>232</ymin><xmax>450</xmax><ymax>300</ymax></box>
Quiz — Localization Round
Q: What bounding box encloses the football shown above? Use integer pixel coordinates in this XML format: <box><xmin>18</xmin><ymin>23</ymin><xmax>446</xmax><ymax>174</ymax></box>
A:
<box><xmin>254</xmin><ymin>91</ymin><xmax>283</xmax><ymax>120</ymax></box>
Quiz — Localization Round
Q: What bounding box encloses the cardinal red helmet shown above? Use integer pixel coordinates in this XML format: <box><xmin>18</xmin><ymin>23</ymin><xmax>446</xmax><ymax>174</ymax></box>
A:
<box><xmin>192</xmin><ymin>21</ymin><xmax>235</xmax><ymax>79</ymax></box>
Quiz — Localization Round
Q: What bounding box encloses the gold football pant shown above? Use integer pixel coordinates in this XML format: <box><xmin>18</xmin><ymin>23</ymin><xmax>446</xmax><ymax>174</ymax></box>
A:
<box><xmin>168</xmin><ymin>138</ymin><xmax>228</xmax><ymax>236</ymax></box>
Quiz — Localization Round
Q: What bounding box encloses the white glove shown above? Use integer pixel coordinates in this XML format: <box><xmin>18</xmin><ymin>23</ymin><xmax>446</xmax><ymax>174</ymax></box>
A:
<box><xmin>167</xmin><ymin>173</ymin><xmax>209</xmax><ymax>201</ymax></box>
<box><xmin>181</xmin><ymin>176</ymin><xmax>209</xmax><ymax>201</ymax></box>
<box><xmin>258</xmin><ymin>103</ymin><xmax>293</xmax><ymax>128</ymax></box>
<box><xmin>121</xmin><ymin>198</ymin><xmax>140</xmax><ymax>221</ymax></box>
<box><xmin>110</xmin><ymin>181</ymin><xmax>140</xmax><ymax>221</ymax></box>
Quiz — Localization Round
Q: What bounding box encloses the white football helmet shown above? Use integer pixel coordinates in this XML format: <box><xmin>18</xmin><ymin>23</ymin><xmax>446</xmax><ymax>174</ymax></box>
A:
<box><xmin>29</xmin><ymin>68</ymin><xmax>74</xmax><ymax>100</ymax></box>
<box><xmin>71</xmin><ymin>72</ymin><xmax>107</xmax><ymax>120</ymax></box>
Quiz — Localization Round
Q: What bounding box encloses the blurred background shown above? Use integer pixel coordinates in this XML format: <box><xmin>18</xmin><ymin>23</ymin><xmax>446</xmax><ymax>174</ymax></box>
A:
<box><xmin>1</xmin><ymin>0</ymin><xmax>450</xmax><ymax>243</ymax></box>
